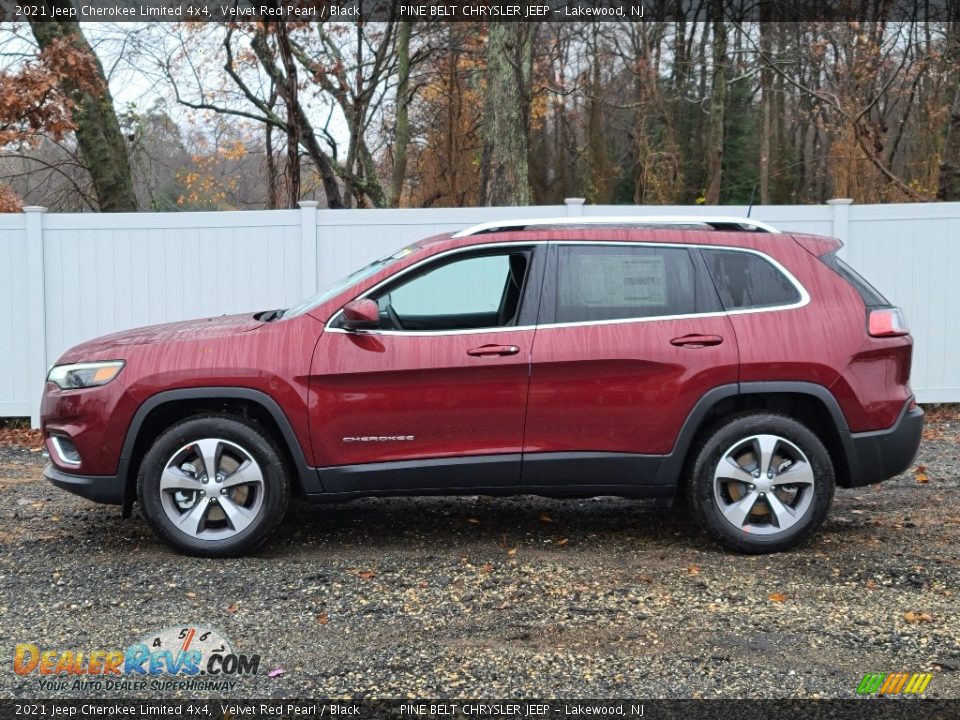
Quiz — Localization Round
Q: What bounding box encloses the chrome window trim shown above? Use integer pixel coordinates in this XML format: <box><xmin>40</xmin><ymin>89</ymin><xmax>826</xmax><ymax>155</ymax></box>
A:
<box><xmin>324</xmin><ymin>240</ymin><xmax>809</xmax><ymax>337</ymax></box>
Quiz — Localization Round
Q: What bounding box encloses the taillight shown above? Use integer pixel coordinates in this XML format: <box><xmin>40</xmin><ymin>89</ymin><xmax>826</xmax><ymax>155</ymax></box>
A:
<box><xmin>868</xmin><ymin>307</ymin><xmax>909</xmax><ymax>337</ymax></box>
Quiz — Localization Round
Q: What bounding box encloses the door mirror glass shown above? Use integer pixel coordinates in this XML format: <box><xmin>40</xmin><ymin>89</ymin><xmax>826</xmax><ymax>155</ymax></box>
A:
<box><xmin>342</xmin><ymin>299</ymin><xmax>380</xmax><ymax>330</ymax></box>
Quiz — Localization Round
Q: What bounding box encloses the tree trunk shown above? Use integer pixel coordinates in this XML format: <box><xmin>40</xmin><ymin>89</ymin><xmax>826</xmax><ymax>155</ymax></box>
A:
<box><xmin>758</xmin><ymin>20</ymin><xmax>772</xmax><ymax>204</ymax></box>
<box><xmin>480</xmin><ymin>22</ymin><xmax>534</xmax><ymax>206</ymax></box>
<box><xmin>250</xmin><ymin>28</ymin><xmax>345</xmax><ymax>209</ymax></box>
<box><xmin>265</xmin><ymin>84</ymin><xmax>280</xmax><ymax>209</ymax></box>
<box><xmin>704</xmin><ymin>15</ymin><xmax>727</xmax><ymax>204</ymax></box>
<box><xmin>938</xmin><ymin>22</ymin><xmax>960</xmax><ymax>200</ymax></box>
<box><xmin>388</xmin><ymin>21</ymin><xmax>414</xmax><ymax>208</ymax></box>
<box><xmin>585</xmin><ymin>26</ymin><xmax>613</xmax><ymax>203</ymax></box>
<box><xmin>275</xmin><ymin>23</ymin><xmax>301</xmax><ymax>208</ymax></box>
<box><xmin>29</xmin><ymin>8</ymin><xmax>138</xmax><ymax>212</ymax></box>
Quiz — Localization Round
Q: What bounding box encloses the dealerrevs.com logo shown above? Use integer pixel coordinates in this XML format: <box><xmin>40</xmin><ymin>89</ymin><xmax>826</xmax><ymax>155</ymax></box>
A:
<box><xmin>13</xmin><ymin>625</ymin><xmax>260</xmax><ymax>692</ymax></box>
<box><xmin>857</xmin><ymin>672</ymin><xmax>934</xmax><ymax>696</ymax></box>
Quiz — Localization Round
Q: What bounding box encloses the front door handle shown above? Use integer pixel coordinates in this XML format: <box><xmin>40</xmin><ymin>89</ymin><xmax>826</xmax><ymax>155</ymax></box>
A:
<box><xmin>670</xmin><ymin>334</ymin><xmax>724</xmax><ymax>348</ymax></box>
<box><xmin>467</xmin><ymin>344</ymin><xmax>520</xmax><ymax>357</ymax></box>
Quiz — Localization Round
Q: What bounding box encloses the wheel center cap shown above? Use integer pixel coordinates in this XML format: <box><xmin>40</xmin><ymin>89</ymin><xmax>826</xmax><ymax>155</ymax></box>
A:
<box><xmin>754</xmin><ymin>477</ymin><xmax>774</xmax><ymax>493</ymax></box>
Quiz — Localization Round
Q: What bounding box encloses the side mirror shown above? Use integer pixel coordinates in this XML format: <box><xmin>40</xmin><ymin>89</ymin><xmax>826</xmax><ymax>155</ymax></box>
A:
<box><xmin>341</xmin><ymin>299</ymin><xmax>380</xmax><ymax>331</ymax></box>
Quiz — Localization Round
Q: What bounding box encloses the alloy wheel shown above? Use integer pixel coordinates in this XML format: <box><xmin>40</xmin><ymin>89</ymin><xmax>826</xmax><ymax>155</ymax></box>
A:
<box><xmin>158</xmin><ymin>438</ymin><xmax>265</xmax><ymax>541</ymax></box>
<box><xmin>712</xmin><ymin>433</ymin><xmax>816</xmax><ymax>536</ymax></box>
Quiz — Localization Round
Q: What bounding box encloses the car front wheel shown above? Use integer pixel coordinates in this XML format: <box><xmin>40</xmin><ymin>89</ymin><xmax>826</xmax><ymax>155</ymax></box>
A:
<box><xmin>688</xmin><ymin>413</ymin><xmax>835</xmax><ymax>554</ymax></box>
<box><xmin>137</xmin><ymin>415</ymin><xmax>290</xmax><ymax>557</ymax></box>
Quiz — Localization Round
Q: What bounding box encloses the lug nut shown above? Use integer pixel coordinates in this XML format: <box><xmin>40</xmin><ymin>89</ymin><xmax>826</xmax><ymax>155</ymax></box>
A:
<box><xmin>768</xmin><ymin>471</ymin><xmax>774</xmax><ymax>479</ymax></box>
<box><xmin>220</xmin><ymin>489</ymin><xmax>227</xmax><ymax>495</ymax></box>
<box><xmin>199</xmin><ymin>491</ymin><xmax>205</xmax><ymax>497</ymax></box>
<box><xmin>752</xmin><ymin>470</ymin><xmax>761</xmax><ymax>478</ymax></box>
<box><xmin>748</xmin><ymin>484</ymin><xmax>756</xmax><ymax>491</ymax></box>
<box><xmin>202</xmin><ymin>477</ymin><xmax>208</xmax><ymax>484</ymax></box>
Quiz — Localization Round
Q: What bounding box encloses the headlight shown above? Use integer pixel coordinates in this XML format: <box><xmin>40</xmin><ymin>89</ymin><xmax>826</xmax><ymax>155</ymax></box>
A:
<box><xmin>47</xmin><ymin>361</ymin><xmax>125</xmax><ymax>390</ymax></box>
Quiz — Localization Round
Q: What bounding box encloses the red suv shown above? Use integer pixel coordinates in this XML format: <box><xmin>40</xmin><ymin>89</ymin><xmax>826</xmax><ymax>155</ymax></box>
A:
<box><xmin>41</xmin><ymin>217</ymin><xmax>923</xmax><ymax>556</ymax></box>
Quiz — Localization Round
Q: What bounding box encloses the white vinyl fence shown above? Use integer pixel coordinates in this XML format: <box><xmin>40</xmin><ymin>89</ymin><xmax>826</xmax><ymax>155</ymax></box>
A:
<box><xmin>1</xmin><ymin>199</ymin><xmax>958</xmax><ymax>426</ymax></box>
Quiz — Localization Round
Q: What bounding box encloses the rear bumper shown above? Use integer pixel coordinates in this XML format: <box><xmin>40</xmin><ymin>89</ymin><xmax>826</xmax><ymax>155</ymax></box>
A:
<box><xmin>44</xmin><ymin>464</ymin><xmax>124</xmax><ymax>505</ymax></box>
<box><xmin>844</xmin><ymin>403</ymin><xmax>924</xmax><ymax>487</ymax></box>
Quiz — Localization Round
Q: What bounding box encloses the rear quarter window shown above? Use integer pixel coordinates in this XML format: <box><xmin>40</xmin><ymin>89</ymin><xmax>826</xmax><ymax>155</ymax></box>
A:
<box><xmin>701</xmin><ymin>248</ymin><xmax>800</xmax><ymax>310</ymax></box>
<box><xmin>818</xmin><ymin>252</ymin><xmax>889</xmax><ymax>307</ymax></box>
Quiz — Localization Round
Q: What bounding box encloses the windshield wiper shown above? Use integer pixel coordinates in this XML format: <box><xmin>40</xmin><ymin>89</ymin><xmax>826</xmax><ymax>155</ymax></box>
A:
<box><xmin>257</xmin><ymin>309</ymin><xmax>286</xmax><ymax>322</ymax></box>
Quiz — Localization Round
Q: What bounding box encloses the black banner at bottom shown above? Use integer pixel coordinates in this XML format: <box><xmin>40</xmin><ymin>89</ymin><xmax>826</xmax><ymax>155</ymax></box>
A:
<box><xmin>0</xmin><ymin>700</ymin><xmax>958</xmax><ymax>720</ymax></box>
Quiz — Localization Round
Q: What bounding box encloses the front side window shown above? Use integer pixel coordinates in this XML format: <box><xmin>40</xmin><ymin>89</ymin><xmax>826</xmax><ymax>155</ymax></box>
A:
<box><xmin>556</xmin><ymin>245</ymin><xmax>697</xmax><ymax>323</ymax></box>
<box><xmin>701</xmin><ymin>248</ymin><xmax>800</xmax><ymax>310</ymax></box>
<box><xmin>370</xmin><ymin>250</ymin><xmax>530</xmax><ymax>331</ymax></box>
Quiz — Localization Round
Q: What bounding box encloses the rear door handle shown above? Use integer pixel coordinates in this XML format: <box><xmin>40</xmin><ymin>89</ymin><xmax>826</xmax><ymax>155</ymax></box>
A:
<box><xmin>670</xmin><ymin>334</ymin><xmax>724</xmax><ymax>348</ymax></box>
<box><xmin>467</xmin><ymin>344</ymin><xmax>520</xmax><ymax>357</ymax></box>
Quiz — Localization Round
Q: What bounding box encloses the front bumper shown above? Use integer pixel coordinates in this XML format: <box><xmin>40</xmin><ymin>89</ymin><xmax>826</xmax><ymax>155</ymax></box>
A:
<box><xmin>844</xmin><ymin>403</ymin><xmax>924</xmax><ymax>487</ymax></box>
<box><xmin>44</xmin><ymin>464</ymin><xmax>124</xmax><ymax>505</ymax></box>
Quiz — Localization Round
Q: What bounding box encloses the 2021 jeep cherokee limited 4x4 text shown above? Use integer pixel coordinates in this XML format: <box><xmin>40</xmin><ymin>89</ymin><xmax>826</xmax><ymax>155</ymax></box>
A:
<box><xmin>41</xmin><ymin>217</ymin><xmax>923</xmax><ymax>556</ymax></box>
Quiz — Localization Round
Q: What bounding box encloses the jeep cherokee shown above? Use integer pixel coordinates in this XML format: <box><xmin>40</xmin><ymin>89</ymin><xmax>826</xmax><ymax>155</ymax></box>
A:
<box><xmin>41</xmin><ymin>217</ymin><xmax>924</xmax><ymax>556</ymax></box>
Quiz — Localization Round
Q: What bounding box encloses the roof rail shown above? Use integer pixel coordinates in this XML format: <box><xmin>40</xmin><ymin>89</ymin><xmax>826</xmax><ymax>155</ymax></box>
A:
<box><xmin>451</xmin><ymin>215</ymin><xmax>781</xmax><ymax>237</ymax></box>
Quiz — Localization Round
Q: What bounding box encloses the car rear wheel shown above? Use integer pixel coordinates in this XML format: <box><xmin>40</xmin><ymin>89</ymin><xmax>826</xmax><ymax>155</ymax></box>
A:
<box><xmin>688</xmin><ymin>413</ymin><xmax>834</xmax><ymax>554</ymax></box>
<box><xmin>137</xmin><ymin>416</ymin><xmax>290</xmax><ymax>557</ymax></box>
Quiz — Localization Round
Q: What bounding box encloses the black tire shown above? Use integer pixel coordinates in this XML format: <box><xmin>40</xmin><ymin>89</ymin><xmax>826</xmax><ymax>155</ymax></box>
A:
<box><xmin>137</xmin><ymin>415</ymin><xmax>290</xmax><ymax>557</ymax></box>
<box><xmin>687</xmin><ymin>413</ymin><xmax>835</xmax><ymax>554</ymax></box>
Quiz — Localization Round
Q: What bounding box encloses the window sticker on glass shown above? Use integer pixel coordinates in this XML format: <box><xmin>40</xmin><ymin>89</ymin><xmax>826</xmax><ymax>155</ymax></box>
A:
<box><xmin>578</xmin><ymin>254</ymin><xmax>666</xmax><ymax>308</ymax></box>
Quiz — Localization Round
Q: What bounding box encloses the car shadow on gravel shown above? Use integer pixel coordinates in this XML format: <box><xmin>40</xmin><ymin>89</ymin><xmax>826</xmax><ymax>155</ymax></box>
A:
<box><xmin>263</xmin><ymin>494</ymin><xmax>730</xmax><ymax>559</ymax></box>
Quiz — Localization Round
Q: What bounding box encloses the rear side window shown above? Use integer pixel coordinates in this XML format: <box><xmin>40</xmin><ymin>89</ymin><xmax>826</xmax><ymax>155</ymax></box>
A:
<box><xmin>702</xmin><ymin>249</ymin><xmax>800</xmax><ymax>310</ymax></box>
<box><xmin>819</xmin><ymin>252</ymin><xmax>889</xmax><ymax>306</ymax></box>
<box><xmin>557</xmin><ymin>245</ymin><xmax>697</xmax><ymax>323</ymax></box>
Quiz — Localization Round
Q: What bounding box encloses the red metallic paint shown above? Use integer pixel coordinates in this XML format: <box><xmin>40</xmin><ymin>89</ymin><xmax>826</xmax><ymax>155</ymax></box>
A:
<box><xmin>310</xmin><ymin>329</ymin><xmax>534</xmax><ymax>469</ymax></box>
<box><xmin>524</xmin><ymin>315</ymin><xmax>739</xmax><ymax>455</ymax></box>
<box><xmin>44</xmin><ymin>312</ymin><xmax>324</xmax><ymax>474</ymax></box>
<box><xmin>40</xmin><ymin>226</ymin><xmax>915</xmax><ymax>486</ymax></box>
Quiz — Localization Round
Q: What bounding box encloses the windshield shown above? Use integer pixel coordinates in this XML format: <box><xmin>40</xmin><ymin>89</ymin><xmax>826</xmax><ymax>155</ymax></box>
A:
<box><xmin>282</xmin><ymin>244</ymin><xmax>417</xmax><ymax>319</ymax></box>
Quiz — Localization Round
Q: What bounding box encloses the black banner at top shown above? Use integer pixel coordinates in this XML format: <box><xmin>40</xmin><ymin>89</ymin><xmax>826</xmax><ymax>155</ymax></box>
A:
<box><xmin>2</xmin><ymin>0</ymin><xmax>959</xmax><ymax>22</ymax></box>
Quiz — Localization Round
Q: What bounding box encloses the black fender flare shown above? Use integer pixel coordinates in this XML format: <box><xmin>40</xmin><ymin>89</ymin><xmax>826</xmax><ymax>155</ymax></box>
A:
<box><xmin>118</xmin><ymin>387</ymin><xmax>321</xmax><ymax>516</ymax></box>
<box><xmin>654</xmin><ymin>381</ymin><xmax>852</xmax><ymax>486</ymax></box>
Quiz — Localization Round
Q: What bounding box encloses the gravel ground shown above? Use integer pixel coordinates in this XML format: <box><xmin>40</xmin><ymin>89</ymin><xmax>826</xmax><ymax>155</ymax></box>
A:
<box><xmin>0</xmin><ymin>414</ymin><xmax>958</xmax><ymax>700</ymax></box>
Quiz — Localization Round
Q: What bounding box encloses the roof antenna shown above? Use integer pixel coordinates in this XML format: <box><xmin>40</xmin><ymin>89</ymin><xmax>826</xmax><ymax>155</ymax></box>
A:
<box><xmin>747</xmin><ymin>183</ymin><xmax>757</xmax><ymax>218</ymax></box>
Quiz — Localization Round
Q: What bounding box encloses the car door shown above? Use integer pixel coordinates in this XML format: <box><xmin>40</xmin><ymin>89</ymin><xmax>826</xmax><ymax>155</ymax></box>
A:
<box><xmin>522</xmin><ymin>241</ymin><xmax>739</xmax><ymax>488</ymax></box>
<box><xmin>310</xmin><ymin>244</ymin><xmax>544</xmax><ymax>493</ymax></box>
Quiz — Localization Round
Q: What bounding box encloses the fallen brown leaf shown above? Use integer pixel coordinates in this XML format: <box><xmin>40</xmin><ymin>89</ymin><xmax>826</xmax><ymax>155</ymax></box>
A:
<box><xmin>539</xmin><ymin>513</ymin><xmax>554</xmax><ymax>524</ymax></box>
<box><xmin>768</xmin><ymin>592</ymin><xmax>788</xmax><ymax>603</ymax></box>
<box><xmin>316</xmin><ymin>612</ymin><xmax>329</xmax><ymax>625</ymax></box>
<box><xmin>636</xmin><ymin>574</ymin><xmax>654</xmax><ymax>583</ymax></box>
<box><xmin>480</xmin><ymin>563</ymin><xmax>493</xmax><ymax>574</ymax></box>
<box><xmin>687</xmin><ymin>564</ymin><xmax>701</xmax><ymax>575</ymax></box>
<box><xmin>466</xmin><ymin>517</ymin><xmax>480</xmax><ymax>525</ymax></box>
<box><xmin>904</xmin><ymin>611</ymin><xmax>934</xmax><ymax>623</ymax></box>
<box><xmin>507</xmin><ymin>547</ymin><xmax>517</xmax><ymax>557</ymax></box>
<box><xmin>556</xmin><ymin>538</ymin><xmax>569</xmax><ymax>546</ymax></box>
<box><xmin>226</xmin><ymin>603</ymin><xmax>238</xmax><ymax>613</ymax></box>
<box><xmin>356</xmin><ymin>570</ymin><xmax>376</xmax><ymax>580</ymax></box>
<box><xmin>865</xmin><ymin>580</ymin><xmax>878</xmax><ymax>590</ymax></box>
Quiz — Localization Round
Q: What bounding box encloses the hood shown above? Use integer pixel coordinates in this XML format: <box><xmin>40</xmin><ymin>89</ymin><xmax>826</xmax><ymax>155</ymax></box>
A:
<box><xmin>58</xmin><ymin>313</ymin><xmax>265</xmax><ymax>362</ymax></box>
